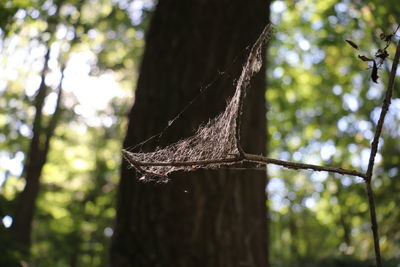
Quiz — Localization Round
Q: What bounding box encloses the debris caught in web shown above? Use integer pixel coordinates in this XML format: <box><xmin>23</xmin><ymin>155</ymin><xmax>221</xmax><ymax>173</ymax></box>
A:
<box><xmin>123</xmin><ymin>25</ymin><xmax>273</xmax><ymax>181</ymax></box>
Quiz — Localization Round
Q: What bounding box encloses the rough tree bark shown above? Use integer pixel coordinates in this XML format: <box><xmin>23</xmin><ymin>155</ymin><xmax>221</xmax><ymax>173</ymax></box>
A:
<box><xmin>111</xmin><ymin>1</ymin><xmax>270</xmax><ymax>266</ymax></box>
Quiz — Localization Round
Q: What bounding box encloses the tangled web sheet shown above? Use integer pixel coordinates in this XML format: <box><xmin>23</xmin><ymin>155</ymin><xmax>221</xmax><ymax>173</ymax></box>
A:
<box><xmin>123</xmin><ymin>25</ymin><xmax>273</xmax><ymax>181</ymax></box>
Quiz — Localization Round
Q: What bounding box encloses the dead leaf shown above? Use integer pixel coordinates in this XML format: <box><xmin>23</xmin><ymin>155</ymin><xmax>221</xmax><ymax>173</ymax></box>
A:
<box><xmin>358</xmin><ymin>55</ymin><xmax>374</xmax><ymax>62</ymax></box>
<box><xmin>345</xmin><ymin>39</ymin><xmax>359</xmax><ymax>50</ymax></box>
<box><xmin>371</xmin><ymin>61</ymin><xmax>379</xmax><ymax>83</ymax></box>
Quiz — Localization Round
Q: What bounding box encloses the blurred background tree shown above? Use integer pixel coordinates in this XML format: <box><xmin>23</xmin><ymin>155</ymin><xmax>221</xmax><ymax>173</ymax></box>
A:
<box><xmin>267</xmin><ymin>0</ymin><xmax>400</xmax><ymax>265</ymax></box>
<box><xmin>0</xmin><ymin>0</ymin><xmax>399</xmax><ymax>266</ymax></box>
<box><xmin>0</xmin><ymin>0</ymin><xmax>150</xmax><ymax>265</ymax></box>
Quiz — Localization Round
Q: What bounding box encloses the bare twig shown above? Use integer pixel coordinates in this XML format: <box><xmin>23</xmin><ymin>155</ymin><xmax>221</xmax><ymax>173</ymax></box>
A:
<box><xmin>363</xmin><ymin>40</ymin><xmax>400</xmax><ymax>267</ymax></box>
<box><xmin>366</xmin><ymin>40</ymin><xmax>400</xmax><ymax>180</ymax></box>
<box><xmin>366</xmin><ymin>181</ymin><xmax>381</xmax><ymax>267</ymax></box>
<box><xmin>243</xmin><ymin>153</ymin><xmax>366</xmax><ymax>178</ymax></box>
<box><xmin>124</xmin><ymin>150</ymin><xmax>366</xmax><ymax>179</ymax></box>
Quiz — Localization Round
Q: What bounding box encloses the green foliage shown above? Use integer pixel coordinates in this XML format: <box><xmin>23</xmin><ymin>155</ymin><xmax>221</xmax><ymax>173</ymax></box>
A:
<box><xmin>268</xmin><ymin>0</ymin><xmax>400</xmax><ymax>264</ymax></box>
<box><xmin>0</xmin><ymin>0</ymin><xmax>151</xmax><ymax>265</ymax></box>
<box><xmin>1</xmin><ymin>0</ymin><xmax>400</xmax><ymax>265</ymax></box>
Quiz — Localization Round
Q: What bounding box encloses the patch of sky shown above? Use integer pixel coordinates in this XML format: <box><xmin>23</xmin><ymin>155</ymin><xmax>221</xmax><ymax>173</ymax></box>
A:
<box><xmin>370</xmin><ymin>107</ymin><xmax>381</xmax><ymax>124</ymax></box>
<box><xmin>15</xmin><ymin>9</ymin><xmax>27</xmax><ymax>20</ymax></box>
<box><xmin>273</xmin><ymin>67</ymin><xmax>284</xmax><ymax>79</ymax></box>
<box><xmin>320</xmin><ymin>140</ymin><xmax>336</xmax><ymax>161</ymax></box>
<box><xmin>360</xmin><ymin>148</ymin><xmax>372</xmax><ymax>171</ymax></box>
<box><xmin>0</xmin><ymin>151</ymin><xmax>24</xmax><ymax>178</ymax></box>
<box><xmin>302</xmin><ymin>53</ymin><xmax>313</xmax><ymax>69</ymax></box>
<box><xmin>328</xmin><ymin>16</ymin><xmax>338</xmax><ymax>26</ymax></box>
<box><xmin>286</xmin><ymin>50</ymin><xmax>300</xmax><ymax>66</ymax></box>
<box><xmin>125</xmin><ymin>0</ymin><xmax>155</xmax><ymax>26</ymax></box>
<box><xmin>270</xmin><ymin>1</ymin><xmax>286</xmax><ymax>24</ymax></box>
<box><xmin>334</xmin><ymin>2</ymin><xmax>348</xmax><ymax>13</ymax></box>
<box><xmin>333</xmin><ymin>85</ymin><xmax>342</xmax><ymax>95</ymax></box>
<box><xmin>30</xmin><ymin>9</ymin><xmax>40</xmax><ymax>19</ymax></box>
<box><xmin>19</xmin><ymin>124</ymin><xmax>32</xmax><ymax>138</ymax></box>
<box><xmin>350</xmin><ymin>153</ymin><xmax>360</xmax><ymax>168</ymax></box>
<box><xmin>104</xmin><ymin>227</ymin><xmax>113</xmax><ymax>237</ymax></box>
<box><xmin>312</xmin><ymin>20</ymin><xmax>323</xmax><ymax>31</ymax></box>
<box><xmin>276</xmin><ymin>32</ymin><xmax>289</xmax><ymax>43</ymax></box>
<box><xmin>303</xmin><ymin>153</ymin><xmax>321</xmax><ymax>166</ymax></box>
<box><xmin>303</xmin><ymin>197</ymin><xmax>316</xmax><ymax>209</ymax></box>
<box><xmin>25</xmin><ymin>75</ymin><xmax>42</xmax><ymax>97</ymax></box>
<box><xmin>388</xmin><ymin>168</ymin><xmax>398</xmax><ymax>178</ymax></box>
<box><xmin>293</xmin><ymin>151</ymin><xmax>302</xmax><ymax>161</ymax></box>
<box><xmin>311</xmin><ymin>49</ymin><xmax>325</xmax><ymax>64</ymax></box>
<box><xmin>390</xmin><ymin>99</ymin><xmax>400</xmax><ymax>121</ymax></box>
<box><xmin>343</xmin><ymin>93</ymin><xmax>359</xmax><ymax>112</ymax></box>
<box><xmin>311</xmin><ymin>171</ymin><xmax>328</xmax><ymax>183</ymax></box>
<box><xmin>43</xmin><ymin>92</ymin><xmax>59</xmax><ymax>115</ymax></box>
<box><xmin>296</xmin><ymin>34</ymin><xmax>311</xmax><ymax>49</ymax></box>
<box><xmin>2</xmin><ymin>216</ymin><xmax>12</xmax><ymax>228</ymax></box>
<box><xmin>0</xmin><ymin>79</ymin><xmax>6</xmax><ymax>93</ymax></box>
<box><xmin>351</xmin><ymin>74</ymin><xmax>363</xmax><ymax>92</ymax></box>
<box><xmin>347</xmin><ymin>143</ymin><xmax>358</xmax><ymax>153</ymax></box>
<box><xmin>267</xmin><ymin>177</ymin><xmax>287</xmax><ymax>210</ymax></box>
<box><xmin>271</xmin><ymin>1</ymin><xmax>286</xmax><ymax>13</ymax></box>
<box><xmin>279</xmin><ymin>151</ymin><xmax>291</xmax><ymax>161</ymax></box>
<box><xmin>301</xmin><ymin>10</ymin><xmax>312</xmax><ymax>21</ymax></box>
<box><xmin>340</xmin><ymin>176</ymin><xmax>353</xmax><ymax>186</ymax></box>
<box><xmin>366</xmin><ymin>83</ymin><xmax>382</xmax><ymax>100</ymax></box>
<box><xmin>56</xmin><ymin>24</ymin><xmax>68</xmax><ymax>40</ymax></box>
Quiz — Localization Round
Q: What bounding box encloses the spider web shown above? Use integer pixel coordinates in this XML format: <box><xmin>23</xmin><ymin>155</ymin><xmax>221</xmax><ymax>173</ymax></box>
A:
<box><xmin>123</xmin><ymin>25</ymin><xmax>273</xmax><ymax>182</ymax></box>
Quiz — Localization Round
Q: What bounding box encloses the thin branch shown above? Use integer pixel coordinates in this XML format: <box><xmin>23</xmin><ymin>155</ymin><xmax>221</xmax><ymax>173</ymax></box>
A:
<box><xmin>243</xmin><ymin>153</ymin><xmax>366</xmax><ymax>179</ymax></box>
<box><xmin>363</xmin><ymin>40</ymin><xmax>400</xmax><ymax>267</ymax></box>
<box><xmin>366</xmin><ymin>182</ymin><xmax>382</xmax><ymax>267</ymax></box>
<box><xmin>124</xmin><ymin>150</ymin><xmax>366</xmax><ymax>179</ymax></box>
<box><xmin>366</xmin><ymin>40</ymin><xmax>400</xmax><ymax>180</ymax></box>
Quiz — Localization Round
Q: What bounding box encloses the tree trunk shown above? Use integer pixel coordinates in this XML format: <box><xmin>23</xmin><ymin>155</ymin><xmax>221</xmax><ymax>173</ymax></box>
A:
<box><xmin>111</xmin><ymin>1</ymin><xmax>270</xmax><ymax>266</ymax></box>
<box><xmin>11</xmin><ymin>42</ymin><xmax>52</xmax><ymax>249</ymax></box>
<box><xmin>11</xmin><ymin>62</ymin><xmax>64</xmax><ymax>251</ymax></box>
<box><xmin>11</xmin><ymin>0</ymin><xmax>79</xmax><ymax>253</ymax></box>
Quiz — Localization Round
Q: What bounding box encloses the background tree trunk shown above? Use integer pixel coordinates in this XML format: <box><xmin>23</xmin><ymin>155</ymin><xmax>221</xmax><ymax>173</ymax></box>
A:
<box><xmin>11</xmin><ymin>41</ymin><xmax>64</xmax><ymax>254</ymax></box>
<box><xmin>111</xmin><ymin>1</ymin><xmax>270</xmax><ymax>266</ymax></box>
